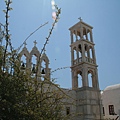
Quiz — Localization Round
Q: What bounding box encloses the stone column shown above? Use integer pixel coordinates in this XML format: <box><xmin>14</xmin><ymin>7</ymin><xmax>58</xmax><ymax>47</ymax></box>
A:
<box><xmin>29</xmin><ymin>56</ymin><xmax>32</xmax><ymax>70</ymax></box>
<box><xmin>81</xmin><ymin>43</ymin><xmax>85</xmax><ymax>62</ymax></box>
<box><xmin>26</xmin><ymin>57</ymin><xmax>29</xmax><ymax>68</ymax></box>
<box><xmin>80</xmin><ymin>26</ymin><xmax>83</xmax><ymax>39</ymax></box>
<box><xmin>72</xmin><ymin>71</ymin><xmax>78</xmax><ymax>89</ymax></box>
<box><xmin>92</xmin><ymin>48</ymin><xmax>96</xmax><ymax>64</ymax></box>
<box><xmin>70</xmin><ymin>31</ymin><xmax>73</xmax><ymax>44</ymax></box>
<box><xmin>75</xmin><ymin>30</ymin><xmax>78</xmax><ymax>41</ymax></box>
<box><xmin>85</xmin><ymin>68</ymin><xmax>88</xmax><ymax>87</ymax></box>
<box><xmin>92</xmin><ymin>71</ymin><xmax>96</xmax><ymax>88</ymax></box>
<box><xmin>86</xmin><ymin>29</ymin><xmax>88</xmax><ymax>40</ymax></box>
<box><xmin>71</xmin><ymin>48</ymin><xmax>74</xmax><ymax>65</ymax></box>
<box><xmin>74</xmin><ymin>72</ymin><xmax>78</xmax><ymax>88</ymax></box>
<box><xmin>87</xmin><ymin>48</ymin><xmax>90</xmax><ymax>62</ymax></box>
<box><xmin>95</xmin><ymin>68</ymin><xmax>99</xmax><ymax>89</ymax></box>
<box><xmin>90</xmin><ymin>30</ymin><xmax>93</xmax><ymax>42</ymax></box>
<box><xmin>72</xmin><ymin>71</ymin><xmax>74</xmax><ymax>89</ymax></box>
<box><xmin>82</xmin><ymin>67</ymin><xmax>88</xmax><ymax>87</ymax></box>
<box><xmin>76</xmin><ymin>48</ymin><xmax>79</xmax><ymax>63</ymax></box>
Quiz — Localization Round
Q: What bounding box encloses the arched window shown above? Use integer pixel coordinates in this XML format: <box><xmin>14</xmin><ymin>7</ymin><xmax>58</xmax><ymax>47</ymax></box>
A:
<box><xmin>41</xmin><ymin>60</ymin><xmax>46</xmax><ymax>81</ymax></box>
<box><xmin>78</xmin><ymin>72</ymin><xmax>82</xmax><ymax>88</ymax></box>
<box><xmin>73</xmin><ymin>30</ymin><xmax>76</xmax><ymax>42</ymax></box>
<box><xmin>83</xmin><ymin>27</ymin><xmax>86</xmax><ymax>40</ymax></box>
<box><xmin>78</xmin><ymin>44</ymin><xmax>82</xmax><ymax>62</ymax></box>
<box><xmin>21</xmin><ymin>54</ymin><xmax>27</xmax><ymax>69</ymax></box>
<box><xmin>40</xmin><ymin>53</ymin><xmax>50</xmax><ymax>80</ymax></box>
<box><xmin>19</xmin><ymin>47</ymin><xmax>30</xmax><ymax>70</ymax></box>
<box><xmin>88</xmin><ymin>71</ymin><xmax>93</xmax><ymax>87</ymax></box>
<box><xmin>77</xmin><ymin>34</ymin><xmax>81</xmax><ymax>40</ymax></box>
<box><xmin>87</xmin><ymin>30</ymin><xmax>91</xmax><ymax>42</ymax></box>
<box><xmin>89</xmin><ymin>47</ymin><xmax>94</xmax><ymax>63</ymax></box>
<box><xmin>89</xmin><ymin>47</ymin><xmax>93</xmax><ymax>59</ymax></box>
<box><xmin>73</xmin><ymin>48</ymin><xmax>77</xmax><ymax>65</ymax></box>
<box><xmin>31</xmin><ymin>55</ymin><xmax>37</xmax><ymax>74</ymax></box>
<box><xmin>84</xmin><ymin>45</ymin><xmax>88</xmax><ymax>61</ymax></box>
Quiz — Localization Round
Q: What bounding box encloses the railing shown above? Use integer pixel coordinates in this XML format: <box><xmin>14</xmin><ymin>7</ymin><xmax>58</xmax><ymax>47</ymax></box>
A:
<box><xmin>85</xmin><ymin>57</ymin><xmax>94</xmax><ymax>64</ymax></box>
<box><xmin>73</xmin><ymin>57</ymin><xmax>94</xmax><ymax>65</ymax></box>
<box><xmin>73</xmin><ymin>59</ymin><xmax>77</xmax><ymax>65</ymax></box>
<box><xmin>79</xmin><ymin>57</ymin><xmax>82</xmax><ymax>62</ymax></box>
<box><xmin>73</xmin><ymin>57</ymin><xmax>82</xmax><ymax>65</ymax></box>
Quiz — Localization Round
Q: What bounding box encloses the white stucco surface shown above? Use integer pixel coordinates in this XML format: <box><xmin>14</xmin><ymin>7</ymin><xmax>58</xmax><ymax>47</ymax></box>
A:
<box><xmin>101</xmin><ymin>84</ymin><xmax>120</xmax><ymax>119</ymax></box>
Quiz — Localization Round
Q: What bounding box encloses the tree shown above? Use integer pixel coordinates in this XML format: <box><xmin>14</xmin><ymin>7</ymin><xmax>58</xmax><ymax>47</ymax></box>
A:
<box><xmin>0</xmin><ymin>1</ymin><xmax>72</xmax><ymax>120</ymax></box>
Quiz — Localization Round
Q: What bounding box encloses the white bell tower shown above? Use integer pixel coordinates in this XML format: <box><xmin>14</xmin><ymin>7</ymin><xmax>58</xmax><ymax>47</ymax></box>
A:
<box><xmin>69</xmin><ymin>18</ymin><xmax>103</xmax><ymax>120</ymax></box>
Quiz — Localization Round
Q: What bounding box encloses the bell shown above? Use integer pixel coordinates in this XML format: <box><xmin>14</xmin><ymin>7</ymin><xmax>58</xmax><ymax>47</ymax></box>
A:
<box><xmin>21</xmin><ymin>63</ymin><xmax>25</xmax><ymax>70</ymax></box>
<box><xmin>32</xmin><ymin>64</ymin><xmax>36</xmax><ymax>73</ymax></box>
<box><xmin>41</xmin><ymin>68</ymin><xmax>45</xmax><ymax>74</ymax></box>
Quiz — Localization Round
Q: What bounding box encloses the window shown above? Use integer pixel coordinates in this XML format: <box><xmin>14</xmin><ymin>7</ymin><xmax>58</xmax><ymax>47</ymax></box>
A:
<box><xmin>66</xmin><ymin>107</ymin><xmax>70</xmax><ymax>115</ymax></box>
<box><xmin>109</xmin><ymin>105</ymin><xmax>114</xmax><ymax>115</ymax></box>
<box><xmin>103</xmin><ymin>107</ymin><xmax>105</xmax><ymax>115</ymax></box>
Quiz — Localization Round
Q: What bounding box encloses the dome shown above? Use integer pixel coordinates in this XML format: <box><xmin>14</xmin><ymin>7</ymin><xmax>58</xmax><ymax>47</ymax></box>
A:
<box><xmin>104</xmin><ymin>84</ymin><xmax>120</xmax><ymax>91</ymax></box>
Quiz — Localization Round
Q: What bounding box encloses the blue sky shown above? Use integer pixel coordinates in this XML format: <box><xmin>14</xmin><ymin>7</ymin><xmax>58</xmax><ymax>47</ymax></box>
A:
<box><xmin>0</xmin><ymin>0</ymin><xmax>120</xmax><ymax>90</ymax></box>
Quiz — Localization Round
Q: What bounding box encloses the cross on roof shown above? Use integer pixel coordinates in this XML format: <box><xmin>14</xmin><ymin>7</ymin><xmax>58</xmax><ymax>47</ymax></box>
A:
<box><xmin>78</xmin><ymin>17</ymin><xmax>83</xmax><ymax>21</ymax></box>
<box><xmin>34</xmin><ymin>40</ymin><xmax>37</xmax><ymax>47</ymax></box>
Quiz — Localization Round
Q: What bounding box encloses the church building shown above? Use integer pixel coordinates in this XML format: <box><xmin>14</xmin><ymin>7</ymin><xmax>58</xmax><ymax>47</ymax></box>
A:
<box><xmin>20</xmin><ymin>19</ymin><xmax>103</xmax><ymax>120</ymax></box>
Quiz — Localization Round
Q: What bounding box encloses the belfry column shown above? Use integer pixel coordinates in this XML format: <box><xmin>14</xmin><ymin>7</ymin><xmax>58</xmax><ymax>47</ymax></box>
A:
<box><xmin>72</xmin><ymin>71</ymin><xmax>78</xmax><ymax>89</ymax></box>
<box><xmin>90</xmin><ymin>30</ymin><xmax>93</xmax><ymax>42</ymax></box>
<box><xmin>86</xmin><ymin>29</ymin><xmax>88</xmax><ymax>40</ymax></box>
<box><xmin>81</xmin><ymin>42</ymin><xmax>85</xmax><ymax>62</ymax></box>
<box><xmin>76</xmin><ymin>48</ymin><xmax>79</xmax><ymax>63</ymax></box>
<box><xmin>75</xmin><ymin>30</ymin><xmax>78</xmax><ymax>41</ymax></box>
<box><xmin>80</xmin><ymin>26</ymin><xmax>83</xmax><ymax>39</ymax></box>
<box><xmin>92</xmin><ymin>48</ymin><xmax>96</xmax><ymax>64</ymax></box>
<box><xmin>74</xmin><ymin>71</ymin><xmax>78</xmax><ymax>88</ymax></box>
<box><xmin>71</xmin><ymin>31</ymin><xmax>73</xmax><ymax>44</ymax></box>
<box><xmin>71</xmin><ymin>48</ymin><xmax>74</xmax><ymax>66</ymax></box>
<box><xmin>82</xmin><ymin>67</ymin><xmax>88</xmax><ymax>87</ymax></box>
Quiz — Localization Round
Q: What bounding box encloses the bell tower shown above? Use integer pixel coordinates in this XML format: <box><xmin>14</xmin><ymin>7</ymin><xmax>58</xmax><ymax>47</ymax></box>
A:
<box><xmin>69</xmin><ymin>18</ymin><xmax>103</xmax><ymax>120</ymax></box>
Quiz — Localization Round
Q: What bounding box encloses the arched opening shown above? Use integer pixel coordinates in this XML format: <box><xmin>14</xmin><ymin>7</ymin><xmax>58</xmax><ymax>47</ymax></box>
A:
<box><xmin>77</xmin><ymin>30</ymin><xmax>81</xmax><ymax>40</ymax></box>
<box><xmin>31</xmin><ymin>55</ymin><xmax>37</xmax><ymax>74</ymax></box>
<box><xmin>78</xmin><ymin>52</ymin><xmax>82</xmax><ymax>62</ymax></box>
<box><xmin>78</xmin><ymin>44</ymin><xmax>82</xmax><ymax>62</ymax></box>
<box><xmin>88</xmin><ymin>71</ymin><xmax>93</xmax><ymax>87</ymax></box>
<box><xmin>84</xmin><ymin>45</ymin><xmax>88</xmax><ymax>62</ymax></box>
<box><xmin>41</xmin><ymin>60</ymin><xmax>46</xmax><ymax>81</ymax></box>
<box><xmin>73</xmin><ymin>31</ymin><xmax>76</xmax><ymax>42</ymax></box>
<box><xmin>87</xmin><ymin>30</ymin><xmax>91</xmax><ymax>42</ymax></box>
<box><xmin>83</xmin><ymin>27</ymin><xmax>86</xmax><ymax>40</ymax></box>
<box><xmin>77</xmin><ymin>34</ymin><xmax>80</xmax><ymax>40</ymax></box>
<box><xmin>89</xmin><ymin>47</ymin><xmax>93</xmax><ymax>59</ymax></box>
<box><xmin>89</xmin><ymin>47</ymin><xmax>94</xmax><ymax>63</ymax></box>
<box><xmin>73</xmin><ymin>48</ymin><xmax>77</xmax><ymax>65</ymax></box>
<box><xmin>21</xmin><ymin>54</ymin><xmax>27</xmax><ymax>70</ymax></box>
<box><xmin>78</xmin><ymin>71</ymin><xmax>82</xmax><ymax>88</ymax></box>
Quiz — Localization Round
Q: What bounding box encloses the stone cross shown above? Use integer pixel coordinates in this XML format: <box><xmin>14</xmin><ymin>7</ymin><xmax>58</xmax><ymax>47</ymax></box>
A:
<box><xmin>78</xmin><ymin>17</ymin><xmax>83</xmax><ymax>21</ymax></box>
<box><xmin>34</xmin><ymin>40</ymin><xmax>37</xmax><ymax>47</ymax></box>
